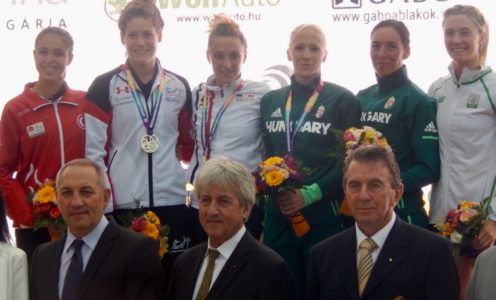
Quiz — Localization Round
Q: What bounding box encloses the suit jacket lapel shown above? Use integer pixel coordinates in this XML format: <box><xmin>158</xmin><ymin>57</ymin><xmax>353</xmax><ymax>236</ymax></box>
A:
<box><xmin>77</xmin><ymin>222</ymin><xmax>118</xmax><ymax>299</ymax></box>
<box><xmin>206</xmin><ymin>232</ymin><xmax>252</xmax><ymax>299</ymax></box>
<box><xmin>337</xmin><ymin>230</ymin><xmax>360</xmax><ymax>300</ymax></box>
<box><xmin>47</xmin><ymin>236</ymin><xmax>66</xmax><ymax>299</ymax></box>
<box><xmin>362</xmin><ymin>218</ymin><xmax>409</xmax><ymax>298</ymax></box>
<box><xmin>185</xmin><ymin>244</ymin><xmax>208</xmax><ymax>299</ymax></box>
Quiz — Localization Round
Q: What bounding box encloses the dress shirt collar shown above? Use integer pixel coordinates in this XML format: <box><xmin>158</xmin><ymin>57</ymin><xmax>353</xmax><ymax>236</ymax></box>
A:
<box><xmin>355</xmin><ymin>213</ymin><xmax>396</xmax><ymax>254</ymax></box>
<box><xmin>206</xmin><ymin>225</ymin><xmax>246</xmax><ymax>260</ymax></box>
<box><xmin>64</xmin><ymin>216</ymin><xmax>109</xmax><ymax>254</ymax></box>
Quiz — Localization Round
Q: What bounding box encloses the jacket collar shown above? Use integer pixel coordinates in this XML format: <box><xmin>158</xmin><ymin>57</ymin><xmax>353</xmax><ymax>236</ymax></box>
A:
<box><xmin>23</xmin><ymin>81</ymin><xmax>77</xmax><ymax>111</ymax></box>
<box><xmin>376</xmin><ymin>65</ymin><xmax>410</xmax><ymax>94</ymax></box>
<box><xmin>291</xmin><ymin>74</ymin><xmax>322</xmax><ymax>92</ymax></box>
<box><xmin>448</xmin><ymin>62</ymin><xmax>493</xmax><ymax>85</ymax></box>
<box><xmin>204</xmin><ymin>74</ymin><xmax>243</xmax><ymax>93</ymax></box>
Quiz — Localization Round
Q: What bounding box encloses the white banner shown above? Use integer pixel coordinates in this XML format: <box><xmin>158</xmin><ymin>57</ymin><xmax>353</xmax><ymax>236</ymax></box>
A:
<box><xmin>0</xmin><ymin>0</ymin><xmax>493</xmax><ymax>109</ymax></box>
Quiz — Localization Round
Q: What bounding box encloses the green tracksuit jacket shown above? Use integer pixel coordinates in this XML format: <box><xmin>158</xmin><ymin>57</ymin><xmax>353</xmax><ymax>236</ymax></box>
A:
<box><xmin>356</xmin><ymin>66</ymin><xmax>440</xmax><ymax>227</ymax></box>
<box><xmin>261</xmin><ymin>76</ymin><xmax>361</xmax><ymax>227</ymax></box>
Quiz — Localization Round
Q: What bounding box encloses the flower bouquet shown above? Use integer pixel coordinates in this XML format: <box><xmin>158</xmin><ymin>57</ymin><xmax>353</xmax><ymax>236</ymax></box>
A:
<box><xmin>343</xmin><ymin>126</ymin><xmax>391</xmax><ymax>154</ymax></box>
<box><xmin>435</xmin><ymin>196</ymin><xmax>492</xmax><ymax>259</ymax></box>
<box><xmin>253</xmin><ymin>154</ymin><xmax>310</xmax><ymax>237</ymax></box>
<box><xmin>329</xmin><ymin>126</ymin><xmax>391</xmax><ymax>168</ymax></box>
<box><xmin>31</xmin><ymin>180</ymin><xmax>66</xmax><ymax>240</ymax></box>
<box><xmin>119</xmin><ymin>206</ymin><xmax>169</xmax><ymax>257</ymax></box>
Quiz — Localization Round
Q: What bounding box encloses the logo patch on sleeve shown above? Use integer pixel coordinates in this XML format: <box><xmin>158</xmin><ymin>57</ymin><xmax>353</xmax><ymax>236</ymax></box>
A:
<box><xmin>424</xmin><ymin>121</ymin><xmax>437</xmax><ymax>133</ymax></box>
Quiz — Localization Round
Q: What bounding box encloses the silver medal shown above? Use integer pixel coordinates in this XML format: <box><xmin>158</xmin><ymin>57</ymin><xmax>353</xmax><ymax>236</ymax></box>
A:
<box><xmin>141</xmin><ymin>134</ymin><xmax>159</xmax><ymax>153</ymax></box>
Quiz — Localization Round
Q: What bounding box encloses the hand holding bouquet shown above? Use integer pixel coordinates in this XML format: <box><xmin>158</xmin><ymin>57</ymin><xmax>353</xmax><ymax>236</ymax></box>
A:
<box><xmin>253</xmin><ymin>154</ymin><xmax>310</xmax><ymax>237</ymax></box>
<box><xmin>31</xmin><ymin>180</ymin><xmax>66</xmax><ymax>240</ymax></box>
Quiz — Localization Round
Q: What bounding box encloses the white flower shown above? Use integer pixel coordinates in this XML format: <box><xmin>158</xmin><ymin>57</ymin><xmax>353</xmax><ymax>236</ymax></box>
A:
<box><xmin>450</xmin><ymin>231</ymin><xmax>463</xmax><ymax>244</ymax></box>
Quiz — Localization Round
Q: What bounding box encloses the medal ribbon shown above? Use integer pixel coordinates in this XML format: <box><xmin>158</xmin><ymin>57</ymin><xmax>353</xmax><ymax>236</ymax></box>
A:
<box><xmin>201</xmin><ymin>80</ymin><xmax>244</xmax><ymax>160</ymax></box>
<box><xmin>124</xmin><ymin>64</ymin><xmax>166</xmax><ymax>135</ymax></box>
<box><xmin>285</xmin><ymin>81</ymin><xmax>324</xmax><ymax>153</ymax></box>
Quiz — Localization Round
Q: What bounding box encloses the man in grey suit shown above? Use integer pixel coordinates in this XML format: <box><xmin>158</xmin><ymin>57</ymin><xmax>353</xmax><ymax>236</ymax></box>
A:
<box><xmin>466</xmin><ymin>246</ymin><xmax>496</xmax><ymax>300</ymax></box>
<box><xmin>29</xmin><ymin>158</ymin><xmax>165</xmax><ymax>300</ymax></box>
<box><xmin>306</xmin><ymin>145</ymin><xmax>459</xmax><ymax>300</ymax></box>
<box><xmin>167</xmin><ymin>157</ymin><xmax>296</xmax><ymax>300</ymax></box>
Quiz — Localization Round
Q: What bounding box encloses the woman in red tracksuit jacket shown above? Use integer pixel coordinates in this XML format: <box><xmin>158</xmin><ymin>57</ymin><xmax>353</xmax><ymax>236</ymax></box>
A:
<box><xmin>0</xmin><ymin>27</ymin><xmax>86</xmax><ymax>262</ymax></box>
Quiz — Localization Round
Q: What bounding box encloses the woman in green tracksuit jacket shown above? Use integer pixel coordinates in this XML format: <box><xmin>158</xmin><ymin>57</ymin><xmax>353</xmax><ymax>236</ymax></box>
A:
<box><xmin>356</xmin><ymin>20</ymin><xmax>440</xmax><ymax>228</ymax></box>
<box><xmin>260</xmin><ymin>24</ymin><xmax>360</xmax><ymax>300</ymax></box>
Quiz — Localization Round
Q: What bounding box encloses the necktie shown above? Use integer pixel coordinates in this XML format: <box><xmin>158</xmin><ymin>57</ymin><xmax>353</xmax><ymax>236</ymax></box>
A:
<box><xmin>196</xmin><ymin>249</ymin><xmax>220</xmax><ymax>300</ymax></box>
<box><xmin>62</xmin><ymin>239</ymin><xmax>84</xmax><ymax>300</ymax></box>
<box><xmin>357</xmin><ymin>238</ymin><xmax>377</xmax><ymax>297</ymax></box>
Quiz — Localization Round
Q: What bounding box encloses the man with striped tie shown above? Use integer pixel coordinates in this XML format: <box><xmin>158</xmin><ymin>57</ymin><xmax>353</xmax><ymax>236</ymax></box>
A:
<box><xmin>306</xmin><ymin>145</ymin><xmax>459</xmax><ymax>300</ymax></box>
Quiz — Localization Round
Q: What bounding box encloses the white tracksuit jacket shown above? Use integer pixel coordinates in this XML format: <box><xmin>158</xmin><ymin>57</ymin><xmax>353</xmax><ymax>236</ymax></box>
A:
<box><xmin>428</xmin><ymin>63</ymin><xmax>496</xmax><ymax>223</ymax></box>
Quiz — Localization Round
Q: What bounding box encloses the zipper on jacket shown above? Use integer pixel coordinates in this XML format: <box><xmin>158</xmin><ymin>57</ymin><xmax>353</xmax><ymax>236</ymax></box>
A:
<box><xmin>148</xmin><ymin>153</ymin><xmax>154</xmax><ymax>208</ymax></box>
<box><xmin>108</xmin><ymin>150</ymin><xmax>118</xmax><ymax>170</ymax></box>
<box><xmin>53</xmin><ymin>99</ymin><xmax>65</xmax><ymax>166</ymax></box>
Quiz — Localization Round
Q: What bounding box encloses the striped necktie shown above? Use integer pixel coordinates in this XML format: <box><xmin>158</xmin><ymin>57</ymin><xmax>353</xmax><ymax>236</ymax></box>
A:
<box><xmin>357</xmin><ymin>238</ymin><xmax>377</xmax><ymax>297</ymax></box>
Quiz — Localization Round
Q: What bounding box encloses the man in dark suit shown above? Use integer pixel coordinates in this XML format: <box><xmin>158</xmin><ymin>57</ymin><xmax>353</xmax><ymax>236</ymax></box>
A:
<box><xmin>29</xmin><ymin>158</ymin><xmax>165</xmax><ymax>300</ymax></box>
<box><xmin>306</xmin><ymin>145</ymin><xmax>459</xmax><ymax>300</ymax></box>
<box><xmin>167</xmin><ymin>157</ymin><xmax>296</xmax><ymax>300</ymax></box>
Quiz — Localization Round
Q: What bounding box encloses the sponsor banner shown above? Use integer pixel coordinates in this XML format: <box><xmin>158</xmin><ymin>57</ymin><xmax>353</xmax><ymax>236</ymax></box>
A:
<box><xmin>0</xmin><ymin>0</ymin><xmax>493</xmax><ymax>110</ymax></box>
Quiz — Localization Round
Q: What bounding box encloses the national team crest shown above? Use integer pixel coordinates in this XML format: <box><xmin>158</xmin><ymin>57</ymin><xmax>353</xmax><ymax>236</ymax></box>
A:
<box><xmin>466</xmin><ymin>94</ymin><xmax>480</xmax><ymax>108</ymax></box>
<box><xmin>384</xmin><ymin>96</ymin><xmax>395</xmax><ymax>109</ymax></box>
<box><xmin>26</xmin><ymin>122</ymin><xmax>45</xmax><ymax>138</ymax></box>
<box><xmin>315</xmin><ymin>105</ymin><xmax>325</xmax><ymax>118</ymax></box>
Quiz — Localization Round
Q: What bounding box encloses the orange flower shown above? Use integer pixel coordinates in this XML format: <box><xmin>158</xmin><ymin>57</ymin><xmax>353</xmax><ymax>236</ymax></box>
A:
<box><xmin>35</xmin><ymin>184</ymin><xmax>56</xmax><ymax>204</ymax></box>
<box><xmin>265</xmin><ymin>169</ymin><xmax>284</xmax><ymax>187</ymax></box>
<box><xmin>159</xmin><ymin>238</ymin><xmax>168</xmax><ymax>257</ymax></box>
<box><xmin>144</xmin><ymin>221</ymin><xmax>159</xmax><ymax>240</ymax></box>
<box><xmin>263</xmin><ymin>156</ymin><xmax>283</xmax><ymax>167</ymax></box>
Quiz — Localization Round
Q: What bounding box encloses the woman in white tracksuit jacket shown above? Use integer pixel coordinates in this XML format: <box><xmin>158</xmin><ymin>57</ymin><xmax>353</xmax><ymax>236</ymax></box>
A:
<box><xmin>186</xmin><ymin>14</ymin><xmax>270</xmax><ymax>240</ymax></box>
<box><xmin>428</xmin><ymin>5</ymin><xmax>496</xmax><ymax>298</ymax></box>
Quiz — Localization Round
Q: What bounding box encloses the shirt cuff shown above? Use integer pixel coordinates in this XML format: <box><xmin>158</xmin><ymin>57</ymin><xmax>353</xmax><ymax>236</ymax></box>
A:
<box><xmin>301</xmin><ymin>183</ymin><xmax>323</xmax><ymax>207</ymax></box>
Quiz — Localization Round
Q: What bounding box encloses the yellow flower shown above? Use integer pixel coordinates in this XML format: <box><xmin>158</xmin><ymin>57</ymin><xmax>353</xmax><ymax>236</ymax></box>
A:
<box><xmin>363</xmin><ymin>128</ymin><xmax>377</xmax><ymax>142</ymax></box>
<box><xmin>146</xmin><ymin>211</ymin><xmax>161</xmax><ymax>226</ymax></box>
<box><xmin>263</xmin><ymin>156</ymin><xmax>283</xmax><ymax>167</ymax></box>
<box><xmin>144</xmin><ymin>222</ymin><xmax>159</xmax><ymax>240</ymax></box>
<box><xmin>459</xmin><ymin>200</ymin><xmax>477</xmax><ymax>210</ymax></box>
<box><xmin>35</xmin><ymin>185</ymin><xmax>56</xmax><ymax>204</ymax></box>
<box><xmin>265</xmin><ymin>169</ymin><xmax>284</xmax><ymax>187</ymax></box>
